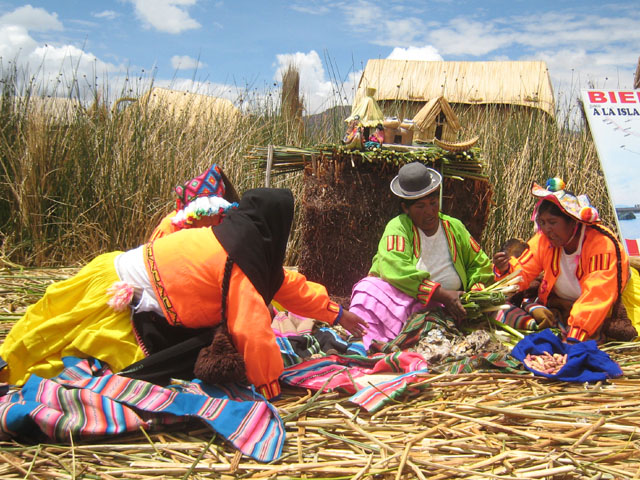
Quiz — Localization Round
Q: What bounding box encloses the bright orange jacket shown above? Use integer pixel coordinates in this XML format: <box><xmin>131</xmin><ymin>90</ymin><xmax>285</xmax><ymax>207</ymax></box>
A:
<box><xmin>144</xmin><ymin>227</ymin><xmax>340</xmax><ymax>399</ymax></box>
<box><xmin>498</xmin><ymin>225</ymin><xmax>628</xmax><ymax>341</ymax></box>
<box><xmin>148</xmin><ymin>212</ymin><xmax>179</xmax><ymax>241</ymax></box>
<box><xmin>149</xmin><ymin>210</ymin><xmax>224</xmax><ymax>241</ymax></box>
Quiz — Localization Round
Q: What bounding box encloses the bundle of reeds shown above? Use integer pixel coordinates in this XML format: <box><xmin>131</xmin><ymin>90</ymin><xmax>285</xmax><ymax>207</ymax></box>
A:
<box><xmin>245</xmin><ymin>144</ymin><xmax>487</xmax><ymax>181</ymax></box>
<box><xmin>461</xmin><ymin>269</ymin><xmax>522</xmax><ymax>320</ymax></box>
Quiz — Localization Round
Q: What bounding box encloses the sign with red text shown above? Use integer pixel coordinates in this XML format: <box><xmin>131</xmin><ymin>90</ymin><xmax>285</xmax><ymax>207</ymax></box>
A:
<box><xmin>581</xmin><ymin>89</ymin><xmax>640</xmax><ymax>255</ymax></box>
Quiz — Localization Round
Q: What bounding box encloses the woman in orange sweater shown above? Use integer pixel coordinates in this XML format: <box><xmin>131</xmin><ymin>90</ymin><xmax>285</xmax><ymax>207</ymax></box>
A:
<box><xmin>493</xmin><ymin>179</ymin><xmax>637</xmax><ymax>343</ymax></box>
<box><xmin>0</xmin><ymin>189</ymin><xmax>367</xmax><ymax>399</ymax></box>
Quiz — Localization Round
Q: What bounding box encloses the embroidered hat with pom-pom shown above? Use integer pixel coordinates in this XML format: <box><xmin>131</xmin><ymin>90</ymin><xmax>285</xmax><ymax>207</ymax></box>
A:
<box><xmin>172</xmin><ymin>164</ymin><xmax>238</xmax><ymax>228</ymax></box>
<box><xmin>531</xmin><ymin>178</ymin><xmax>600</xmax><ymax>225</ymax></box>
<box><xmin>545</xmin><ymin>177</ymin><xmax>565</xmax><ymax>192</ymax></box>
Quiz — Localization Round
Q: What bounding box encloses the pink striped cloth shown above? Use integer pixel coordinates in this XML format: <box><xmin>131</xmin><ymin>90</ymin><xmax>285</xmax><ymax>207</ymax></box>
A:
<box><xmin>349</xmin><ymin>370</ymin><xmax>427</xmax><ymax>412</ymax></box>
<box><xmin>279</xmin><ymin>351</ymin><xmax>427</xmax><ymax>394</ymax></box>
<box><xmin>349</xmin><ymin>277</ymin><xmax>426</xmax><ymax>349</ymax></box>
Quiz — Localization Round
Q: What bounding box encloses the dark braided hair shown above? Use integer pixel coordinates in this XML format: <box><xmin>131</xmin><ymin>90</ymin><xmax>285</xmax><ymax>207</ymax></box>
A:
<box><xmin>220</xmin><ymin>256</ymin><xmax>234</xmax><ymax>327</ymax></box>
<box><xmin>589</xmin><ymin>224</ymin><xmax>624</xmax><ymax>318</ymax></box>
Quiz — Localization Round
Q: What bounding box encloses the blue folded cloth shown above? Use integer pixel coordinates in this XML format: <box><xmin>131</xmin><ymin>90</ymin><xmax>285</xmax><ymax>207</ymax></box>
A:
<box><xmin>510</xmin><ymin>329</ymin><xmax>623</xmax><ymax>382</ymax></box>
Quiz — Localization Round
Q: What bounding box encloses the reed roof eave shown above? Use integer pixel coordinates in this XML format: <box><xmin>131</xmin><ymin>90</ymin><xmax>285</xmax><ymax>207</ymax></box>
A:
<box><xmin>354</xmin><ymin>59</ymin><xmax>556</xmax><ymax>118</ymax></box>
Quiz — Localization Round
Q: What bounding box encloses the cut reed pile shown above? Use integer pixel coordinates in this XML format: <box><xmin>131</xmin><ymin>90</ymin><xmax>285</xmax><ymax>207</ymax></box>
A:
<box><xmin>2</xmin><ymin>268</ymin><xmax>640</xmax><ymax>479</ymax></box>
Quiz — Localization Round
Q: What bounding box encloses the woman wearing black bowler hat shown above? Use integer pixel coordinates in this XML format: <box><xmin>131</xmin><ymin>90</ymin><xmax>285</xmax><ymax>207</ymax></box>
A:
<box><xmin>349</xmin><ymin>162</ymin><xmax>494</xmax><ymax>350</ymax></box>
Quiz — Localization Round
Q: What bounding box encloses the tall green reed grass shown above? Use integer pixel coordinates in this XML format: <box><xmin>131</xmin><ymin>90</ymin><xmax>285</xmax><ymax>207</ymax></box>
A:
<box><xmin>458</xmin><ymin>103</ymin><xmax>610</xmax><ymax>255</ymax></box>
<box><xmin>0</xmin><ymin>63</ymin><xmax>610</xmax><ymax>268</ymax></box>
<box><xmin>0</xmin><ymin>65</ymin><xmax>308</xmax><ymax>266</ymax></box>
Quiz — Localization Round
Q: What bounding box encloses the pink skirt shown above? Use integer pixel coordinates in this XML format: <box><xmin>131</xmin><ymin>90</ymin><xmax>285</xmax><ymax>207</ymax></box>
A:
<box><xmin>349</xmin><ymin>277</ymin><xmax>426</xmax><ymax>349</ymax></box>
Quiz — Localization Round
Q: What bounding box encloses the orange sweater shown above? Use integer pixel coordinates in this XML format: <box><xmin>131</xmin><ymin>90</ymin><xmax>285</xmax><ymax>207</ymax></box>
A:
<box><xmin>149</xmin><ymin>211</ymin><xmax>224</xmax><ymax>241</ymax></box>
<box><xmin>144</xmin><ymin>227</ymin><xmax>340</xmax><ymax>398</ymax></box>
<box><xmin>149</xmin><ymin>212</ymin><xmax>179</xmax><ymax>241</ymax></box>
<box><xmin>499</xmin><ymin>226</ymin><xmax>628</xmax><ymax>341</ymax></box>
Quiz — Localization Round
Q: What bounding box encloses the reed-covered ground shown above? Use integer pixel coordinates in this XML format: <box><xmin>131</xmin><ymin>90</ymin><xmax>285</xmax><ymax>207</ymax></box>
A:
<box><xmin>1</xmin><ymin>268</ymin><xmax>640</xmax><ymax>479</ymax></box>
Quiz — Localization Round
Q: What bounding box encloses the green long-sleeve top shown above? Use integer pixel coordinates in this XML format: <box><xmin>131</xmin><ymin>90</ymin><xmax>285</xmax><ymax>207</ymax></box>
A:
<box><xmin>369</xmin><ymin>213</ymin><xmax>494</xmax><ymax>303</ymax></box>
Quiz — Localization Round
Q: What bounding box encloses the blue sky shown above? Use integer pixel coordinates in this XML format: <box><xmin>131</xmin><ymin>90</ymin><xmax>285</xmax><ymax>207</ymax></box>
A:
<box><xmin>0</xmin><ymin>1</ymin><xmax>638</xmax><ymax>114</ymax></box>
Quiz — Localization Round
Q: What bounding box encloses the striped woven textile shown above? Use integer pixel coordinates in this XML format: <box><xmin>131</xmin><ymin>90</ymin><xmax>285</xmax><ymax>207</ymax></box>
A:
<box><xmin>276</xmin><ymin>335</ymin><xmax>323</xmax><ymax>367</ymax></box>
<box><xmin>494</xmin><ymin>303</ymin><xmax>539</xmax><ymax>331</ymax></box>
<box><xmin>279</xmin><ymin>310</ymin><xmax>536</xmax><ymax>412</ymax></box>
<box><xmin>369</xmin><ymin>310</ymin><xmax>450</xmax><ymax>353</ymax></box>
<box><xmin>276</xmin><ymin>327</ymin><xmax>367</xmax><ymax>368</ymax></box>
<box><xmin>0</xmin><ymin>357</ymin><xmax>284</xmax><ymax>462</ymax></box>
<box><xmin>279</xmin><ymin>351</ymin><xmax>428</xmax><ymax>395</ymax></box>
<box><xmin>349</xmin><ymin>369</ymin><xmax>428</xmax><ymax>412</ymax></box>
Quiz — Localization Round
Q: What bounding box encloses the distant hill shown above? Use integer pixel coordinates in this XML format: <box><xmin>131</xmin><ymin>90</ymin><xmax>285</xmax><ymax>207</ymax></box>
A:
<box><xmin>304</xmin><ymin>105</ymin><xmax>351</xmax><ymax>139</ymax></box>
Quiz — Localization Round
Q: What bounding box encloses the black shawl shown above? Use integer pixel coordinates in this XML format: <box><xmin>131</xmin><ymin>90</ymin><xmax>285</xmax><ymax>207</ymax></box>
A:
<box><xmin>212</xmin><ymin>188</ymin><xmax>294</xmax><ymax>304</ymax></box>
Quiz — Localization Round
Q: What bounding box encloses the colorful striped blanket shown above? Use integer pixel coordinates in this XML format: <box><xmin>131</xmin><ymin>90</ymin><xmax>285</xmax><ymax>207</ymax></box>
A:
<box><xmin>279</xmin><ymin>312</ymin><xmax>524</xmax><ymax>412</ymax></box>
<box><xmin>0</xmin><ymin>357</ymin><xmax>284</xmax><ymax>462</ymax></box>
<box><xmin>280</xmin><ymin>351</ymin><xmax>429</xmax><ymax>412</ymax></box>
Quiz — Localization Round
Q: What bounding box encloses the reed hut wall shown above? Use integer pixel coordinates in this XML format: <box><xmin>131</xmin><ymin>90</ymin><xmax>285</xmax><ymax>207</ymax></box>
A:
<box><xmin>298</xmin><ymin>158</ymin><xmax>492</xmax><ymax>299</ymax></box>
<box><xmin>139</xmin><ymin>87</ymin><xmax>240</xmax><ymax>127</ymax></box>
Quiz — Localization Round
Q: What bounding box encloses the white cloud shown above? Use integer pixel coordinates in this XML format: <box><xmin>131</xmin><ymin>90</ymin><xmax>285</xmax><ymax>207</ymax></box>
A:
<box><xmin>342</xmin><ymin>0</ymin><xmax>381</xmax><ymax>30</ymax></box>
<box><xmin>171</xmin><ymin>55</ymin><xmax>205</xmax><ymax>70</ymax></box>
<box><xmin>128</xmin><ymin>0</ymin><xmax>201</xmax><ymax>34</ymax></box>
<box><xmin>93</xmin><ymin>10</ymin><xmax>119</xmax><ymax>20</ymax></box>
<box><xmin>514</xmin><ymin>12</ymin><xmax>640</xmax><ymax>51</ymax></box>
<box><xmin>0</xmin><ymin>24</ymin><xmax>38</xmax><ymax>60</ymax></box>
<box><xmin>341</xmin><ymin>0</ymin><xmax>425</xmax><ymax>47</ymax></box>
<box><xmin>0</xmin><ymin>6</ymin><xmax>123</xmax><ymax>101</ymax></box>
<box><xmin>387</xmin><ymin>45</ymin><xmax>443</xmax><ymax>62</ymax></box>
<box><xmin>0</xmin><ymin>5</ymin><xmax>62</xmax><ymax>32</ymax></box>
<box><xmin>427</xmin><ymin>18</ymin><xmax>515</xmax><ymax>56</ymax></box>
<box><xmin>30</xmin><ymin>44</ymin><xmax>112</xmax><ymax>75</ymax></box>
<box><xmin>290</xmin><ymin>4</ymin><xmax>331</xmax><ymax>15</ymax></box>
<box><xmin>375</xmin><ymin>18</ymin><xmax>425</xmax><ymax>47</ymax></box>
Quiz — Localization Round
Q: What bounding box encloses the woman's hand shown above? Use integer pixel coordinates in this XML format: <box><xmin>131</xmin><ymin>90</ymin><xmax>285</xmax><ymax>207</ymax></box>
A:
<box><xmin>338</xmin><ymin>309</ymin><xmax>368</xmax><ymax>338</ymax></box>
<box><xmin>432</xmin><ymin>286</ymin><xmax>466</xmax><ymax>324</ymax></box>
<box><xmin>493</xmin><ymin>251</ymin><xmax>510</xmax><ymax>275</ymax></box>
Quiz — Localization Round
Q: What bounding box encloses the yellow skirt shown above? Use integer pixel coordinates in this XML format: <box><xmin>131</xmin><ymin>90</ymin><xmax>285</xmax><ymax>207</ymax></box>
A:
<box><xmin>622</xmin><ymin>267</ymin><xmax>640</xmax><ymax>339</ymax></box>
<box><xmin>0</xmin><ymin>252</ymin><xmax>146</xmax><ymax>386</ymax></box>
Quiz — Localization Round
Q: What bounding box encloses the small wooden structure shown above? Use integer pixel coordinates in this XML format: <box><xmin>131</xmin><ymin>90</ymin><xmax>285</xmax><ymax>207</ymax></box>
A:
<box><xmin>412</xmin><ymin>96</ymin><xmax>462</xmax><ymax>143</ymax></box>
<box><xmin>381</xmin><ymin>118</ymin><xmax>414</xmax><ymax>145</ymax></box>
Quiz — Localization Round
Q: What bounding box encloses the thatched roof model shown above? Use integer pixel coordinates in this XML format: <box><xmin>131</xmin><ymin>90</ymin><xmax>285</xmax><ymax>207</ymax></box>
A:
<box><xmin>412</xmin><ymin>96</ymin><xmax>461</xmax><ymax>132</ymax></box>
<box><xmin>139</xmin><ymin>87</ymin><xmax>240</xmax><ymax>125</ymax></box>
<box><xmin>354</xmin><ymin>59</ymin><xmax>556</xmax><ymax>117</ymax></box>
<box><xmin>345</xmin><ymin>87</ymin><xmax>385</xmax><ymax>127</ymax></box>
<box><xmin>412</xmin><ymin>96</ymin><xmax>462</xmax><ymax>143</ymax></box>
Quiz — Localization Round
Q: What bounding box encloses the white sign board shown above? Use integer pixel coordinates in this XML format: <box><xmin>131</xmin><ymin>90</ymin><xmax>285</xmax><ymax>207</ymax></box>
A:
<box><xmin>581</xmin><ymin>89</ymin><xmax>640</xmax><ymax>256</ymax></box>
